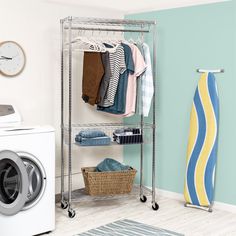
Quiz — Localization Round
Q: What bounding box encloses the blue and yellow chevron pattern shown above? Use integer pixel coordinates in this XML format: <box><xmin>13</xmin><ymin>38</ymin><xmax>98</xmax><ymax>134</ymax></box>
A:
<box><xmin>184</xmin><ymin>72</ymin><xmax>219</xmax><ymax>207</ymax></box>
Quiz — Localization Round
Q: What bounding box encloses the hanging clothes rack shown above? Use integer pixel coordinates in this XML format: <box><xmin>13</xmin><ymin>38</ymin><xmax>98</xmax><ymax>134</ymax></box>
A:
<box><xmin>60</xmin><ymin>16</ymin><xmax>158</xmax><ymax>218</ymax></box>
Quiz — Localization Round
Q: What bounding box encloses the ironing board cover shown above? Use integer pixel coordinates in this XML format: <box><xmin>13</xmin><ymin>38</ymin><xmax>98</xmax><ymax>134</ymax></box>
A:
<box><xmin>184</xmin><ymin>72</ymin><xmax>219</xmax><ymax>207</ymax></box>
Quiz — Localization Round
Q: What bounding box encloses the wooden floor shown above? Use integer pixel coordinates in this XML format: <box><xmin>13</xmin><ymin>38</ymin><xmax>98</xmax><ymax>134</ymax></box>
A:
<box><xmin>47</xmin><ymin>194</ymin><xmax>236</xmax><ymax>236</ymax></box>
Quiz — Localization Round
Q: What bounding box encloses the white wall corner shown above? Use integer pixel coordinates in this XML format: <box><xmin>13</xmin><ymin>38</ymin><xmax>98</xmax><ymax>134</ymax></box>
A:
<box><xmin>126</xmin><ymin>0</ymin><xmax>231</xmax><ymax>14</ymax></box>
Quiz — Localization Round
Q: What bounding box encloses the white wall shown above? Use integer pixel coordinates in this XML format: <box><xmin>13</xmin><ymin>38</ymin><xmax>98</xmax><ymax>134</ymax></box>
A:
<box><xmin>0</xmin><ymin>0</ymin><xmax>124</xmax><ymax>194</ymax></box>
<box><xmin>49</xmin><ymin>0</ymin><xmax>229</xmax><ymax>14</ymax></box>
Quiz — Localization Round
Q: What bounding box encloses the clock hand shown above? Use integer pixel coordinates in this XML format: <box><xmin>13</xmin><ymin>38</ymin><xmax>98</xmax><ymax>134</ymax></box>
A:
<box><xmin>0</xmin><ymin>56</ymin><xmax>12</xmax><ymax>60</ymax></box>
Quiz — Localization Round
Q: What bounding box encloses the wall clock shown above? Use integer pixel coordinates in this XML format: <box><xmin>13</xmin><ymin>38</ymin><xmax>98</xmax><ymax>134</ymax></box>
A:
<box><xmin>0</xmin><ymin>41</ymin><xmax>26</xmax><ymax>77</ymax></box>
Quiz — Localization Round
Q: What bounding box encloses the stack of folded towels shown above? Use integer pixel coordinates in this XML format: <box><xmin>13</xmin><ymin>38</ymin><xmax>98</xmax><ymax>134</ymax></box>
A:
<box><xmin>75</xmin><ymin>130</ymin><xmax>111</xmax><ymax>146</ymax></box>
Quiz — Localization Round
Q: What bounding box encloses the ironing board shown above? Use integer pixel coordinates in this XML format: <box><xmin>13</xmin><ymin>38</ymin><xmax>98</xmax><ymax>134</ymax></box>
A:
<box><xmin>184</xmin><ymin>72</ymin><xmax>219</xmax><ymax>210</ymax></box>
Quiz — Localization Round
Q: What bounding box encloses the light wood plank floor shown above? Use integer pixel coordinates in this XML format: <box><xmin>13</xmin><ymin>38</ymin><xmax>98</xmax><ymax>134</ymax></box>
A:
<box><xmin>47</xmin><ymin>194</ymin><xmax>236</xmax><ymax>236</ymax></box>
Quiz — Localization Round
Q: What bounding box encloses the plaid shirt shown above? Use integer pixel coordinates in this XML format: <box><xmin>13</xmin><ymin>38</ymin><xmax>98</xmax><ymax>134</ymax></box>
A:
<box><xmin>137</xmin><ymin>43</ymin><xmax>154</xmax><ymax>117</ymax></box>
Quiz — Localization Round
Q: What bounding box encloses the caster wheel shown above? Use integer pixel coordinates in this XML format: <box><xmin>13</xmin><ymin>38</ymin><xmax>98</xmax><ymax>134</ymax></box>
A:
<box><xmin>140</xmin><ymin>195</ymin><xmax>147</xmax><ymax>203</ymax></box>
<box><xmin>61</xmin><ymin>201</ymin><xmax>68</xmax><ymax>209</ymax></box>
<box><xmin>208</xmin><ymin>208</ymin><xmax>213</xmax><ymax>213</ymax></box>
<box><xmin>152</xmin><ymin>202</ymin><xmax>159</xmax><ymax>211</ymax></box>
<box><xmin>68</xmin><ymin>209</ymin><xmax>76</xmax><ymax>218</ymax></box>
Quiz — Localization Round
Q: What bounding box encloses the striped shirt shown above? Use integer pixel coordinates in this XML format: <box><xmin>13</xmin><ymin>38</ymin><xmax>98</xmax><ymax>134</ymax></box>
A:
<box><xmin>101</xmin><ymin>45</ymin><xmax>126</xmax><ymax>107</ymax></box>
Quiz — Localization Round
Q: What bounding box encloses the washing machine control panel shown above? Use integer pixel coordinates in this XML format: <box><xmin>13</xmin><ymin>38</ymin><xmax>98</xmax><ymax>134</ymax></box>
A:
<box><xmin>0</xmin><ymin>104</ymin><xmax>21</xmax><ymax>127</ymax></box>
<box><xmin>0</xmin><ymin>105</ymin><xmax>14</xmax><ymax>116</ymax></box>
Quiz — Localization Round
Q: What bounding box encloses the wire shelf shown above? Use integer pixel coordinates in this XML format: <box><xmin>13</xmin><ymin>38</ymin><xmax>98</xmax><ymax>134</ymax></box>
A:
<box><xmin>63</xmin><ymin>123</ymin><xmax>154</xmax><ymax>146</ymax></box>
<box><xmin>63</xmin><ymin>185</ymin><xmax>152</xmax><ymax>203</ymax></box>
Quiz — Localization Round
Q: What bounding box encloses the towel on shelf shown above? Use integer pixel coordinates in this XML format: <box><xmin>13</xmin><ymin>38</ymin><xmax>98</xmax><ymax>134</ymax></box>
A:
<box><xmin>96</xmin><ymin>158</ymin><xmax>131</xmax><ymax>172</ymax></box>
<box><xmin>75</xmin><ymin>135</ymin><xmax>111</xmax><ymax>146</ymax></box>
<box><xmin>77</xmin><ymin>130</ymin><xmax>106</xmax><ymax>138</ymax></box>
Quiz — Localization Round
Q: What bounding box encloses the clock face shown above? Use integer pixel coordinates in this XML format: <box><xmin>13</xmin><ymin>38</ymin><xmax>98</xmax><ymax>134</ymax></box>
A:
<box><xmin>0</xmin><ymin>41</ymin><xmax>26</xmax><ymax>77</ymax></box>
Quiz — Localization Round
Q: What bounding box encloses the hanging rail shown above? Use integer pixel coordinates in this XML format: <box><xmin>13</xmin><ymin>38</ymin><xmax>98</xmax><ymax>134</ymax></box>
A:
<box><xmin>63</xmin><ymin>26</ymin><xmax>150</xmax><ymax>33</ymax></box>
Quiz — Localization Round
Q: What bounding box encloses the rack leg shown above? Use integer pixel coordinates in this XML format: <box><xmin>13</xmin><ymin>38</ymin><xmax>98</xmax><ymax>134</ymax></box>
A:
<box><xmin>60</xmin><ymin>127</ymin><xmax>68</xmax><ymax>210</ymax></box>
<box><xmin>151</xmin><ymin>127</ymin><xmax>159</xmax><ymax>211</ymax></box>
<box><xmin>60</xmin><ymin>19</ymin><xmax>68</xmax><ymax>210</ymax></box>
<box><xmin>140</xmin><ymin>117</ymin><xmax>147</xmax><ymax>203</ymax></box>
<box><xmin>139</xmin><ymin>27</ymin><xmax>147</xmax><ymax>204</ymax></box>
<box><xmin>60</xmin><ymin>127</ymin><xmax>68</xmax><ymax>209</ymax></box>
<box><xmin>139</xmin><ymin>139</ymin><xmax>144</xmax><ymax>197</ymax></box>
<box><xmin>67</xmin><ymin>16</ymin><xmax>76</xmax><ymax>218</ymax></box>
<box><xmin>151</xmin><ymin>23</ymin><xmax>159</xmax><ymax>211</ymax></box>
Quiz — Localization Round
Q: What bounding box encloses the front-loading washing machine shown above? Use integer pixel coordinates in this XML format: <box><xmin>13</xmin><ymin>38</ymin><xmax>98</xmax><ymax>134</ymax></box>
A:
<box><xmin>0</xmin><ymin>125</ymin><xmax>55</xmax><ymax>236</ymax></box>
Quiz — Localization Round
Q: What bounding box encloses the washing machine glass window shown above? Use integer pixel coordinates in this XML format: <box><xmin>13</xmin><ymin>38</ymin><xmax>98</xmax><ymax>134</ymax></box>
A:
<box><xmin>0</xmin><ymin>150</ymin><xmax>29</xmax><ymax>216</ymax></box>
<box><xmin>18</xmin><ymin>152</ymin><xmax>47</xmax><ymax>210</ymax></box>
<box><xmin>0</xmin><ymin>159</ymin><xmax>21</xmax><ymax>204</ymax></box>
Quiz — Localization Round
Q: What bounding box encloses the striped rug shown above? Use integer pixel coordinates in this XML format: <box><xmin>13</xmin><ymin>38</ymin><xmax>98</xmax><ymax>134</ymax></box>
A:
<box><xmin>76</xmin><ymin>219</ymin><xmax>184</xmax><ymax>236</ymax></box>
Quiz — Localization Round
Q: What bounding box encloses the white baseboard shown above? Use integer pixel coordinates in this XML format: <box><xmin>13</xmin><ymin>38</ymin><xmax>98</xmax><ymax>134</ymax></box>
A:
<box><xmin>157</xmin><ymin>188</ymin><xmax>183</xmax><ymax>201</ymax></box>
<box><xmin>156</xmin><ymin>188</ymin><xmax>236</xmax><ymax>214</ymax></box>
<box><xmin>213</xmin><ymin>201</ymin><xmax>236</xmax><ymax>213</ymax></box>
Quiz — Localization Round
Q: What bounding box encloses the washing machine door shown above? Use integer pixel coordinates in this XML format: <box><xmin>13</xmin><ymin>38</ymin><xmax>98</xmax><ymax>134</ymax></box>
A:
<box><xmin>18</xmin><ymin>152</ymin><xmax>47</xmax><ymax>210</ymax></box>
<box><xmin>0</xmin><ymin>150</ymin><xmax>29</xmax><ymax>216</ymax></box>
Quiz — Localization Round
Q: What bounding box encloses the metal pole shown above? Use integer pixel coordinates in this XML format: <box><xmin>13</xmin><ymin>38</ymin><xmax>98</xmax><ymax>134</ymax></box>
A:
<box><xmin>140</xmin><ymin>25</ymin><xmax>144</xmax><ymax>199</ymax></box>
<box><xmin>68</xmin><ymin>16</ymin><xmax>73</xmax><ymax>214</ymax></box>
<box><xmin>60</xmin><ymin>19</ymin><xmax>65</xmax><ymax>204</ymax></box>
<box><xmin>152</xmin><ymin>23</ymin><xmax>157</xmax><ymax>205</ymax></box>
<box><xmin>196</xmin><ymin>69</ymin><xmax>224</xmax><ymax>74</ymax></box>
<box><xmin>64</xmin><ymin>26</ymin><xmax>150</xmax><ymax>33</ymax></box>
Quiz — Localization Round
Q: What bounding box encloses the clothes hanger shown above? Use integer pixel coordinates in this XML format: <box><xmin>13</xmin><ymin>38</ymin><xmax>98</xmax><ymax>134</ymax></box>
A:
<box><xmin>128</xmin><ymin>32</ymin><xmax>136</xmax><ymax>44</ymax></box>
<box><xmin>89</xmin><ymin>35</ymin><xmax>106</xmax><ymax>52</ymax></box>
<box><xmin>136</xmin><ymin>34</ymin><xmax>143</xmax><ymax>45</ymax></box>
<box><xmin>86</xmin><ymin>31</ymin><xmax>101</xmax><ymax>51</ymax></box>
<box><xmin>72</xmin><ymin>35</ymin><xmax>96</xmax><ymax>51</ymax></box>
<box><xmin>76</xmin><ymin>34</ymin><xmax>107</xmax><ymax>52</ymax></box>
<box><xmin>94</xmin><ymin>30</ymin><xmax>106</xmax><ymax>49</ymax></box>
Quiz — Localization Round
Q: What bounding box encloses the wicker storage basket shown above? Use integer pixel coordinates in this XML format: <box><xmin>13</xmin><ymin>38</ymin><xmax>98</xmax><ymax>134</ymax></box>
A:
<box><xmin>81</xmin><ymin>167</ymin><xmax>137</xmax><ymax>196</ymax></box>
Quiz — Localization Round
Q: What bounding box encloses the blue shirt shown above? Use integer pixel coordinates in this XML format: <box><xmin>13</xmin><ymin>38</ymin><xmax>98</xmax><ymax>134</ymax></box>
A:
<box><xmin>97</xmin><ymin>43</ymin><xmax>134</xmax><ymax>114</ymax></box>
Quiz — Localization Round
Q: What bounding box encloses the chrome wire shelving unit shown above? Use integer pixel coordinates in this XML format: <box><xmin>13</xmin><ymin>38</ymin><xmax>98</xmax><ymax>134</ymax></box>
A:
<box><xmin>60</xmin><ymin>17</ymin><xmax>158</xmax><ymax>218</ymax></box>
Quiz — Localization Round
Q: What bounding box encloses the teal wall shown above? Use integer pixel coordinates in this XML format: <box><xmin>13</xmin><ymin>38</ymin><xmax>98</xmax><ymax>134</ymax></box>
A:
<box><xmin>125</xmin><ymin>1</ymin><xmax>236</xmax><ymax>205</ymax></box>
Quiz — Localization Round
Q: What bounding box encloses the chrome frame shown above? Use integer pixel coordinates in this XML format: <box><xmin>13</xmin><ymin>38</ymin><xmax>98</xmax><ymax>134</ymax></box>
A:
<box><xmin>152</xmin><ymin>21</ymin><xmax>157</xmax><ymax>206</ymax></box>
<box><xmin>61</xmin><ymin>17</ymin><xmax>155</xmax><ymax>26</ymax></box>
<box><xmin>60</xmin><ymin>17</ymin><xmax>158</xmax><ymax>217</ymax></box>
<box><xmin>60</xmin><ymin>19</ymin><xmax>65</xmax><ymax>207</ymax></box>
<box><xmin>140</xmin><ymin>24</ymin><xmax>144</xmax><ymax>200</ymax></box>
<box><xmin>64</xmin><ymin>27</ymin><xmax>150</xmax><ymax>33</ymax></box>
